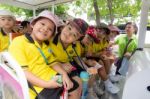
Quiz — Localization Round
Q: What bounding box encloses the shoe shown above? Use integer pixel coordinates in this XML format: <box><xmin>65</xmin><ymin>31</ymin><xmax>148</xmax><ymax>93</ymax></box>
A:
<box><xmin>87</xmin><ymin>88</ymin><xmax>99</xmax><ymax>99</ymax></box>
<box><xmin>109</xmin><ymin>74</ymin><xmax>122</xmax><ymax>83</ymax></box>
<box><xmin>93</xmin><ymin>81</ymin><xmax>104</xmax><ymax>96</ymax></box>
<box><xmin>104</xmin><ymin>79</ymin><xmax>120</xmax><ymax>94</ymax></box>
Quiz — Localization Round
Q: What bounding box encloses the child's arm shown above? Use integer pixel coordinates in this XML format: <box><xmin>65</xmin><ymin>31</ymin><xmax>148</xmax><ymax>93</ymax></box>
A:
<box><xmin>51</xmin><ymin>63</ymin><xmax>73</xmax><ymax>90</ymax></box>
<box><xmin>24</xmin><ymin>70</ymin><xmax>62</xmax><ymax>88</ymax></box>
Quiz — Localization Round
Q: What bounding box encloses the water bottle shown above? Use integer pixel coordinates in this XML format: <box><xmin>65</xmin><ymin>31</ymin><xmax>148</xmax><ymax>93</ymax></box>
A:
<box><xmin>80</xmin><ymin>71</ymin><xmax>89</xmax><ymax>99</ymax></box>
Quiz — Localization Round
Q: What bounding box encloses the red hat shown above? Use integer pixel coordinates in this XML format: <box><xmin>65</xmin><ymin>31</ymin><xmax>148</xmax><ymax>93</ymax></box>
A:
<box><xmin>69</xmin><ymin>18</ymin><xmax>89</xmax><ymax>35</ymax></box>
<box><xmin>86</xmin><ymin>26</ymin><xmax>100</xmax><ymax>43</ymax></box>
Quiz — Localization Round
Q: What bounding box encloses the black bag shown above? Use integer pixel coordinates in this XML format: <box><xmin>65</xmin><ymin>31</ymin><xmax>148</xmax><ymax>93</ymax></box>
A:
<box><xmin>35</xmin><ymin>87</ymin><xmax>63</xmax><ymax>99</ymax></box>
<box><xmin>115</xmin><ymin>57</ymin><xmax>123</xmax><ymax>74</ymax></box>
<box><xmin>115</xmin><ymin>39</ymin><xmax>133</xmax><ymax>74</ymax></box>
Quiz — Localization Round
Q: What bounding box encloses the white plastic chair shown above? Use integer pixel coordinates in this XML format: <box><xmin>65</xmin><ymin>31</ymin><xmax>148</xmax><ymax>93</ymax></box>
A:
<box><xmin>0</xmin><ymin>52</ymin><xmax>29</xmax><ymax>99</ymax></box>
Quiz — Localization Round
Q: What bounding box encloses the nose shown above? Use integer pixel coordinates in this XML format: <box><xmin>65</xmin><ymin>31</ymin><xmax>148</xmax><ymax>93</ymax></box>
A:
<box><xmin>42</xmin><ymin>26</ymin><xmax>49</xmax><ymax>33</ymax></box>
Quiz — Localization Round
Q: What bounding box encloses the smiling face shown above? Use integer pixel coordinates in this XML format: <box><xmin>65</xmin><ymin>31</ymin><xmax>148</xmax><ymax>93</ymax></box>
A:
<box><xmin>60</xmin><ymin>23</ymin><xmax>83</xmax><ymax>44</ymax></box>
<box><xmin>31</xmin><ymin>18</ymin><xmax>55</xmax><ymax>43</ymax></box>
<box><xmin>0</xmin><ymin>16</ymin><xmax>15</xmax><ymax>29</ymax></box>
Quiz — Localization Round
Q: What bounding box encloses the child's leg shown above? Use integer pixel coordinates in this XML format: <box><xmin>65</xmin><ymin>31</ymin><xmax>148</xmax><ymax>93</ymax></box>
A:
<box><xmin>99</xmin><ymin>59</ymin><xmax>111</xmax><ymax>74</ymax></box>
<box><xmin>68</xmin><ymin>76</ymin><xmax>82</xmax><ymax>99</ymax></box>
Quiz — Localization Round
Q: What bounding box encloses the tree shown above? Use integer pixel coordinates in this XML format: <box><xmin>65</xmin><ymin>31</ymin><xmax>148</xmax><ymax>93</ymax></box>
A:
<box><xmin>107</xmin><ymin>0</ymin><xmax>114</xmax><ymax>24</ymax></box>
<box><xmin>68</xmin><ymin>0</ymin><xmax>142</xmax><ymax>25</ymax></box>
<box><xmin>93</xmin><ymin>0</ymin><xmax>101</xmax><ymax>26</ymax></box>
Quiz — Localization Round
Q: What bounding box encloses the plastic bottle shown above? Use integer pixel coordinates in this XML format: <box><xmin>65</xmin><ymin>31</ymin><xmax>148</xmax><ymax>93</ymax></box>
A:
<box><xmin>80</xmin><ymin>71</ymin><xmax>89</xmax><ymax>99</ymax></box>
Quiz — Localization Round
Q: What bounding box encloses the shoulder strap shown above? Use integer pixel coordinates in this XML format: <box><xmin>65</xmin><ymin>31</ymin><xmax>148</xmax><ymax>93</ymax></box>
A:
<box><xmin>122</xmin><ymin>39</ymin><xmax>133</xmax><ymax>57</ymax></box>
<box><xmin>28</xmin><ymin>82</ymin><xmax>44</xmax><ymax>99</ymax></box>
<box><xmin>72</xmin><ymin>44</ymin><xmax>86</xmax><ymax>70</ymax></box>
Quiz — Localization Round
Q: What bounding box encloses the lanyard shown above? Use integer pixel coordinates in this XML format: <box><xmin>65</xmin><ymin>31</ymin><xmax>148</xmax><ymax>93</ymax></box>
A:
<box><xmin>35</xmin><ymin>45</ymin><xmax>49</xmax><ymax>65</ymax></box>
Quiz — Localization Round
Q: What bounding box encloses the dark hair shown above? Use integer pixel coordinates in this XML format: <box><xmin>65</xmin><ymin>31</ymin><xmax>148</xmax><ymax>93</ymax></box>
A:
<box><xmin>20</xmin><ymin>21</ymin><xmax>30</xmax><ymax>28</ymax></box>
<box><xmin>125</xmin><ymin>22</ymin><xmax>138</xmax><ymax>34</ymax></box>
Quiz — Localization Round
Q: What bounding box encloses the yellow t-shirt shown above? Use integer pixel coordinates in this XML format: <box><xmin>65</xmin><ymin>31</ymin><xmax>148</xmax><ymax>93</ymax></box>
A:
<box><xmin>9</xmin><ymin>34</ymin><xmax>57</xmax><ymax>99</ymax></box>
<box><xmin>0</xmin><ymin>30</ymin><xmax>9</xmax><ymax>52</ymax></box>
<box><xmin>79</xmin><ymin>42</ymin><xmax>93</xmax><ymax>57</ymax></box>
<box><xmin>92</xmin><ymin>39</ymin><xmax>109</xmax><ymax>53</ymax></box>
<box><xmin>50</xmin><ymin>38</ymin><xmax>81</xmax><ymax>63</ymax></box>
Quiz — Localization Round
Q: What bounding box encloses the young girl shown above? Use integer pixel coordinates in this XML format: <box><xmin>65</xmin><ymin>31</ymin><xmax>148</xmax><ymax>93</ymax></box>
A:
<box><xmin>0</xmin><ymin>10</ymin><xmax>16</xmax><ymax>52</ymax></box>
<box><xmin>9</xmin><ymin>10</ymin><xmax>65</xmax><ymax>99</ymax></box>
<box><xmin>49</xmin><ymin>18</ymin><xmax>89</xmax><ymax>99</ymax></box>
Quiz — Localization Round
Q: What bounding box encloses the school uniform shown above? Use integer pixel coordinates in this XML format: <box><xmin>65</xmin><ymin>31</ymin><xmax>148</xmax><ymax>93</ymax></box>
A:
<box><xmin>0</xmin><ymin>28</ymin><xmax>9</xmax><ymax>52</ymax></box>
<box><xmin>50</xmin><ymin>33</ymin><xmax>84</xmax><ymax>76</ymax></box>
<box><xmin>9</xmin><ymin>33</ymin><xmax>58</xmax><ymax>99</ymax></box>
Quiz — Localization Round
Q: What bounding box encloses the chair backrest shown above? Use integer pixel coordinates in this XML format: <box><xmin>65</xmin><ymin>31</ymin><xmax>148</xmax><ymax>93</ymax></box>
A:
<box><xmin>0</xmin><ymin>52</ymin><xmax>29</xmax><ymax>99</ymax></box>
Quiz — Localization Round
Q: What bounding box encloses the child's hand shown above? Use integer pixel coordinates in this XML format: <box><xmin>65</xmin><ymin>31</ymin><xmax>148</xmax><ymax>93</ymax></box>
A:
<box><xmin>62</xmin><ymin>74</ymin><xmax>73</xmax><ymax>90</ymax></box>
<box><xmin>101</xmin><ymin>55</ymin><xmax>108</xmax><ymax>60</ymax></box>
<box><xmin>124</xmin><ymin>52</ymin><xmax>131</xmax><ymax>58</ymax></box>
<box><xmin>62</xmin><ymin>63</ymin><xmax>73</xmax><ymax>73</ymax></box>
<box><xmin>47</xmin><ymin>77</ymin><xmax>62</xmax><ymax>88</ymax></box>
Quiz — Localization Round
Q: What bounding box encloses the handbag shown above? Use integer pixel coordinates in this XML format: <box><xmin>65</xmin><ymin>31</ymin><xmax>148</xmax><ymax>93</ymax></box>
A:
<box><xmin>118</xmin><ymin>57</ymin><xmax>129</xmax><ymax>76</ymax></box>
<box><xmin>115</xmin><ymin>39</ymin><xmax>133</xmax><ymax>74</ymax></box>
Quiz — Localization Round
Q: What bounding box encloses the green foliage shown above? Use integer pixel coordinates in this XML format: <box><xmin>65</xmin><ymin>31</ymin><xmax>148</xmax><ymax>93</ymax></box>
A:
<box><xmin>0</xmin><ymin>0</ymin><xmax>144</xmax><ymax>24</ymax></box>
<box><xmin>0</xmin><ymin>4</ymin><xmax>33</xmax><ymax>19</ymax></box>
<box><xmin>71</xmin><ymin>0</ymin><xmax>142</xmax><ymax>24</ymax></box>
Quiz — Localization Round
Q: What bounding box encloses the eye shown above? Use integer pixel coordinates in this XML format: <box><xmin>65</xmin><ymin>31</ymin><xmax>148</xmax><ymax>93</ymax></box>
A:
<box><xmin>8</xmin><ymin>18</ymin><xmax>12</xmax><ymax>21</ymax></box>
<box><xmin>68</xmin><ymin>26</ymin><xmax>72</xmax><ymax>31</ymax></box>
<box><xmin>48</xmin><ymin>28</ymin><xmax>53</xmax><ymax>33</ymax></box>
<box><xmin>1</xmin><ymin>18</ymin><xmax>5</xmax><ymax>21</ymax></box>
<box><xmin>40</xmin><ymin>22</ymin><xmax>45</xmax><ymax>26</ymax></box>
<box><xmin>73</xmin><ymin>34</ymin><xmax>77</xmax><ymax>38</ymax></box>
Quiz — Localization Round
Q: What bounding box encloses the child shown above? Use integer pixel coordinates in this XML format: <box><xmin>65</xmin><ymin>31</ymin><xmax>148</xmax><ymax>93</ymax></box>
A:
<box><xmin>20</xmin><ymin>20</ymin><xmax>32</xmax><ymax>34</ymax></box>
<box><xmin>50</xmin><ymin>18</ymin><xmax>89</xmax><ymax>99</ymax></box>
<box><xmin>9</xmin><ymin>10</ymin><xmax>65</xmax><ymax>99</ymax></box>
<box><xmin>80</xmin><ymin>26</ymin><xmax>120</xmax><ymax>94</ymax></box>
<box><xmin>0</xmin><ymin>10</ymin><xmax>16</xmax><ymax>52</ymax></box>
<box><xmin>108</xmin><ymin>24</ymin><xmax>120</xmax><ymax>41</ymax></box>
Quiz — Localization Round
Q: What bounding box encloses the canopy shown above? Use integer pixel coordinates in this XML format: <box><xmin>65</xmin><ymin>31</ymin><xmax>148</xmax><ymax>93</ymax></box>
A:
<box><xmin>0</xmin><ymin>0</ymin><xmax>75</xmax><ymax>10</ymax></box>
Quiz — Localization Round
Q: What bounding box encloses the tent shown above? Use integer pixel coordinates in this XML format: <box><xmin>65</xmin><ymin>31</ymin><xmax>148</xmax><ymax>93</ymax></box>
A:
<box><xmin>0</xmin><ymin>0</ymin><xmax>76</xmax><ymax>16</ymax></box>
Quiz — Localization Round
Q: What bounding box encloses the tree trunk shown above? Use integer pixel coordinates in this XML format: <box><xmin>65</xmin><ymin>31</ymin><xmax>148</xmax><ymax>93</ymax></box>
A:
<box><xmin>93</xmin><ymin>0</ymin><xmax>101</xmax><ymax>26</ymax></box>
<box><xmin>107</xmin><ymin>0</ymin><xmax>114</xmax><ymax>24</ymax></box>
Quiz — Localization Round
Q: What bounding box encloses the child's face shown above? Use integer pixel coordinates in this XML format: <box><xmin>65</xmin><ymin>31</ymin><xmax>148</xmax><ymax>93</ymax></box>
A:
<box><xmin>0</xmin><ymin>16</ymin><xmax>15</xmax><ymax>29</ymax></box>
<box><xmin>0</xmin><ymin>16</ymin><xmax>3</xmax><ymax>27</ymax></box>
<box><xmin>60</xmin><ymin>24</ymin><xmax>82</xmax><ymax>44</ymax></box>
<box><xmin>82</xmin><ymin>35</ymin><xmax>93</xmax><ymax>46</ymax></box>
<box><xmin>32</xmin><ymin>18</ymin><xmax>55</xmax><ymax>41</ymax></box>
<box><xmin>96</xmin><ymin>28</ymin><xmax>106</xmax><ymax>39</ymax></box>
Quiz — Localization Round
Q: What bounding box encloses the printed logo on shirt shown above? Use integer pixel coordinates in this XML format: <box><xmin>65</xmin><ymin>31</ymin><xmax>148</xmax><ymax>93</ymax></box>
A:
<box><xmin>48</xmin><ymin>48</ymin><xmax>56</xmax><ymax>56</ymax></box>
<box><xmin>69</xmin><ymin>50</ymin><xmax>74</xmax><ymax>55</ymax></box>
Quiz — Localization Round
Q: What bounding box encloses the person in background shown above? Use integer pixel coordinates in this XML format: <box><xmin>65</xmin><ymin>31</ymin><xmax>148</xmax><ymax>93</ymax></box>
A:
<box><xmin>110</xmin><ymin>22</ymin><xmax>138</xmax><ymax>77</ymax></box>
<box><xmin>108</xmin><ymin>24</ymin><xmax>120</xmax><ymax>41</ymax></box>
<box><xmin>20</xmin><ymin>20</ymin><xmax>32</xmax><ymax>34</ymax></box>
<box><xmin>9</xmin><ymin>10</ymin><xmax>70</xmax><ymax>99</ymax></box>
<box><xmin>0</xmin><ymin>10</ymin><xmax>16</xmax><ymax>52</ymax></box>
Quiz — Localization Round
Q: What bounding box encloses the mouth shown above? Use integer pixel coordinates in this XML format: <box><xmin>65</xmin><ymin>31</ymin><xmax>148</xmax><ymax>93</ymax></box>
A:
<box><xmin>37</xmin><ymin>32</ymin><xmax>48</xmax><ymax>38</ymax></box>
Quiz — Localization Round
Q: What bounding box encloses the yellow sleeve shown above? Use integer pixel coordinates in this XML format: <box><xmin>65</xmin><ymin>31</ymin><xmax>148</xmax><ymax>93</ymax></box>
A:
<box><xmin>8</xmin><ymin>37</ymin><xmax>29</xmax><ymax>70</ymax></box>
